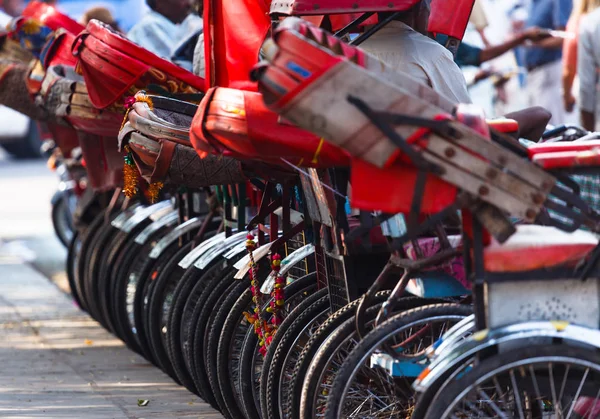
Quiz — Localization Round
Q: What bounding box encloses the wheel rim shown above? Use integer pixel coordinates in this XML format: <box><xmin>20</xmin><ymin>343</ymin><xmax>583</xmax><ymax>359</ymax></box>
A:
<box><xmin>335</xmin><ymin>315</ymin><xmax>465</xmax><ymax>418</ymax></box>
<box><xmin>279</xmin><ymin>308</ymin><xmax>331</xmax><ymax>418</ymax></box>
<box><xmin>442</xmin><ymin>356</ymin><xmax>600</xmax><ymax>418</ymax></box>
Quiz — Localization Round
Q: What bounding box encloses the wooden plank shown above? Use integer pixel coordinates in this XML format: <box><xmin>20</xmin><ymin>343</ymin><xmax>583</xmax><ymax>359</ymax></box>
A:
<box><xmin>426</xmin><ymin>136</ymin><xmax>547</xmax><ymax>209</ymax></box>
<box><xmin>423</xmin><ymin>151</ymin><xmax>539</xmax><ymax>221</ymax></box>
<box><xmin>446</xmin><ymin>121</ymin><xmax>555</xmax><ymax>192</ymax></box>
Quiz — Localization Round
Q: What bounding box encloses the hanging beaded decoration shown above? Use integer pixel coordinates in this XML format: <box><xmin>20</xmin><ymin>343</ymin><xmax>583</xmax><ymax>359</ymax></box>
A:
<box><xmin>266</xmin><ymin>253</ymin><xmax>285</xmax><ymax>346</ymax></box>
<box><xmin>243</xmin><ymin>234</ymin><xmax>287</xmax><ymax>355</ymax></box>
<box><xmin>243</xmin><ymin>233</ymin><xmax>269</xmax><ymax>355</ymax></box>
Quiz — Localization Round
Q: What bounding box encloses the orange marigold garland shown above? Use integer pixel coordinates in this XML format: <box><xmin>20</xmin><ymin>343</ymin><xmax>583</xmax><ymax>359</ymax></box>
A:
<box><xmin>145</xmin><ymin>181</ymin><xmax>164</xmax><ymax>204</ymax></box>
<box><xmin>122</xmin><ymin>145</ymin><xmax>138</xmax><ymax>198</ymax></box>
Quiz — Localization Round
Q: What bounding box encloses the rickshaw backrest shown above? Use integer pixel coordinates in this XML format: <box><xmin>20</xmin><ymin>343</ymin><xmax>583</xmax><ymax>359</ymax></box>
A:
<box><xmin>428</xmin><ymin>0</ymin><xmax>475</xmax><ymax>40</ymax></box>
<box><xmin>22</xmin><ymin>1</ymin><xmax>85</xmax><ymax>34</ymax></box>
<box><xmin>270</xmin><ymin>0</ymin><xmax>420</xmax><ymax>15</ymax></box>
<box><xmin>203</xmin><ymin>0</ymin><xmax>270</xmax><ymax>90</ymax></box>
<box><xmin>270</xmin><ymin>0</ymin><xmax>474</xmax><ymax>41</ymax></box>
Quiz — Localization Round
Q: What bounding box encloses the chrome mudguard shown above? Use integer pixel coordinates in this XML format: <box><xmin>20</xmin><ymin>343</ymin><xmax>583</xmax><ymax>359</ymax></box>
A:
<box><xmin>414</xmin><ymin>321</ymin><xmax>600</xmax><ymax>393</ymax></box>
<box><xmin>260</xmin><ymin>244</ymin><xmax>315</xmax><ymax>294</ymax></box>
<box><xmin>194</xmin><ymin>230</ymin><xmax>248</xmax><ymax>270</ymax></box>
<box><xmin>120</xmin><ymin>200</ymin><xmax>173</xmax><ymax>233</ymax></box>
<box><xmin>177</xmin><ymin>232</ymin><xmax>227</xmax><ymax>270</ymax></box>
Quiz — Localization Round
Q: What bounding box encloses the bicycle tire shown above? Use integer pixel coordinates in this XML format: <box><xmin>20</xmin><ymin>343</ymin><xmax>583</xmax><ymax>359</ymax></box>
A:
<box><xmin>189</xmin><ymin>269</ymin><xmax>239</xmax><ymax>410</ymax></box>
<box><xmin>133</xmin><ymin>239</ymin><xmax>188</xmax><ymax>366</ymax></box>
<box><xmin>217</xmin><ymin>273</ymin><xmax>318</xmax><ymax>419</ymax></box>
<box><xmin>66</xmin><ymin>232</ymin><xmax>84</xmax><ymax>310</ymax></box>
<box><xmin>84</xmin><ymin>213</ymin><xmax>121</xmax><ymax>328</ymax></box>
<box><xmin>289</xmin><ymin>291</ymin><xmax>390</xmax><ymax>419</ymax></box>
<box><xmin>111</xmin><ymin>222</ymin><xmax>175</xmax><ymax>354</ymax></box>
<box><xmin>260</xmin><ymin>288</ymin><xmax>329</xmax><ymax>419</ymax></box>
<box><xmin>206</xmin><ymin>279</ymin><xmax>250</xmax><ymax>417</ymax></box>
<box><xmin>75</xmin><ymin>208</ymin><xmax>109</xmax><ymax>313</ymax></box>
<box><xmin>299</xmin><ymin>296</ymin><xmax>439</xmax><ymax>419</ymax></box>
<box><xmin>147</xmin><ymin>231</ymin><xmax>219</xmax><ymax>388</ymax></box>
<box><xmin>324</xmin><ymin>303</ymin><xmax>472</xmax><ymax>419</ymax></box>
<box><xmin>424</xmin><ymin>343</ymin><xmax>600</xmax><ymax>419</ymax></box>
<box><xmin>144</xmin><ymin>242</ymin><xmax>193</xmax><ymax>379</ymax></box>
<box><xmin>237</xmin><ymin>278</ymin><xmax>318</xmax><ymax>419</ymax></box>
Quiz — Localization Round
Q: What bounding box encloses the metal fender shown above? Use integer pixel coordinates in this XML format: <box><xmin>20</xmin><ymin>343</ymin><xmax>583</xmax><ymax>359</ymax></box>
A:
<box><xmin>414</xmin><ymin>321</ymin><xmax>600</xmax><ymax>393</ymax></box>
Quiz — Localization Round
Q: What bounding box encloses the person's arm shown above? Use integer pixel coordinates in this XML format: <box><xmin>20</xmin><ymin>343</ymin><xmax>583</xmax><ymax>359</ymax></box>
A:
<box><xmin>479</xmin><ymin>27</ymin><xmax>545</xmax><ymax>63</ymax></box>
<box><xmin>578</xmin><ymin>19</ymin><xmax>597</xmax><ymax>131</ymax></box>
<box><xmin>562</xmin><ymin>34</ymin><xmax>577</xmax><ymax>112</ymax></box>
<box><xmin>532</xmin><ymin>0</ymin><xmax>570</xmax><ymax>49</ymax></box>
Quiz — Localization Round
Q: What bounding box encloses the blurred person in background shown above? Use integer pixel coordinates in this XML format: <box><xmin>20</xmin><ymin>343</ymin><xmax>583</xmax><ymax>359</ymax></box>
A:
<box><xmin>562</xmin><ymin>0</ymin><xmax>600</xmax><ymax>114</ymax></box>
<box><xmin>81</xmin><ymin>6</ymin><xmax>122</xmax><ymax>33</ymax></box>
<box><xmin>523</xmin><ymin>0</ymin><xmax>573</xmax><ymax>125</ymax></box>
<box><xmin>470</xmin><ymin>0</ymin><xmax>491</xmax><ymax>47</ymax></box>
<box><xmin>127</xmin><ymin>0</ymin><xmax>197</xmax><ymax>58</ymax></box>
<box><xmin>577</xmin><ymin>3</ymin><xmax>600</xmax><ymax>130</ymax></box>
<box><xmin>1</xmin><ymin>0</ymin><xmax>23</xmax><ymax>17</ymax></box>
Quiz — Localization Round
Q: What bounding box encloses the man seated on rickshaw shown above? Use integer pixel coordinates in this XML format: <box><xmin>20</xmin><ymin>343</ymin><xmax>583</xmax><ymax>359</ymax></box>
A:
<box><xmin>359</xmin><ymin>0</ymin><xmax>472</xmax><ymax>104</ymax></box>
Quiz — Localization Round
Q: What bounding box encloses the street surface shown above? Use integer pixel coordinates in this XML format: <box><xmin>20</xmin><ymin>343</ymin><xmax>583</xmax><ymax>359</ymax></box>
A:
<box><xmin>0</xmin><ymin>150</ymin><xmax>222</xmax><ymax>419</ymax></box>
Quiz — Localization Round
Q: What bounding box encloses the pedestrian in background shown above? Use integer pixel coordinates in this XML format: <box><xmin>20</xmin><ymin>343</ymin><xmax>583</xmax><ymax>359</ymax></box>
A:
<box><xmin>127</xmin><ymin>0</ymin><xmax>194</xmax><ymax>59</ymax></box>
<box><xmin>562</xmin><ymin>0</ymin><xmax>600</xmax><ymax>114</ymax></box>
<box><xmin>81</xmin><ymin>7</ymin><xmax>123</xmax><ymax>33</ymax></box>
<box><xmin>577</xmin><ymin>3</ymin><xmax>600</xmax><ymax>130</ymax></box>
<box><xmin>523</xmin><ymin>0</ymin><xmax>573</xmax><ymax>125</ymax></box>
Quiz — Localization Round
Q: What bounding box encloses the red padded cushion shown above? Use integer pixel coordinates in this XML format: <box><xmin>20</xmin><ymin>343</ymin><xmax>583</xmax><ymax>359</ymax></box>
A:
<box><xmin>191</xmin><ymin>87</ymin><xmax>350</xmax><ymax>168</ymax></box>
<box><xmin>484</xmin><ymin>225</ymin><xmax>598</xmax><ymax>273</ymax></box>
<box><xmin>528</xmin><ymin>140</ymin><xmax>600</xmax><ymax>156</ymax></box>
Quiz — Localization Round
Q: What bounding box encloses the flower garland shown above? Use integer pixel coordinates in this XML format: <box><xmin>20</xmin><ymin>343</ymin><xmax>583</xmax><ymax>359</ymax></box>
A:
<box><xmin>266</xmin><ymin>253</ymin><xmax>285</xmax><ymax>339</ymax></box>
<box><xmin>242</xmin><ymin>234</ymin><xmax>287</xmax><ymax>356</ymax></box>
<box><xmin>120</xmin><ymin>92</ymin><xmax>164</xmax><ymax>203</ymax></box>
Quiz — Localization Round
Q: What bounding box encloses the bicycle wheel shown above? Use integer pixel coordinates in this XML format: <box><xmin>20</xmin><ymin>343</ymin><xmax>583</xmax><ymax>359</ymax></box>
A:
<box><xmin>111</xmin><ymin>217</ymin><xmax>176</xmax><ymax>354</ymax></box>
<box><xmin>260</xmin><ymin>288</ymin><xmax>330</xmax><ymax>419</ymax></box>
<box><xmin>75</xmin><ymin>208</ymin><xmax>109</xmax><ymax>313</ymax></box>
<box><xmin>238</xmin><ymin>278</ymin><xmax>318</xmax><ymax>419</ymax></box>
<box><xmin>217</xmin><ymin>273</ymin><xmax>318</xmax><ymax>419</ymax></box>
<box><xmin>148</xmin><ymin>232</ymin><xmax>220</xmax><ymax>391</ymax></box>
<box><xmin>133</xmin><ymin>239</ymin><xmax>191</xmax><ymax>366</ymax></box>
<box><xmin>206</xmin><ymin>279</ymin><xmax>250</xmax><ymax>417</ymax></box>
<box><xmin>299</xmin><ymin>296</ymin><xmax>441</xmax><ymax>419</ymax></box>
<box><xmin>99</xmin><ymin>204</ymin><xmax>169</xmax><ymax>339</ymax></box>
<box><xmin>84</xmin><ymin>211</ymin><xmax>123</xmax><ymax>328</ymax></box>
<box><xmin>143</xmin><ymin>242</ymin><xmax>194</xmax><ymax>379</ymax></box>
<box><xmin>189</xmin><ymin>269</ymin><xmax>239</xmax><ymax>410</ymax></box>
<box><xmin>424</xmin><ymin>343</ymin><xmax>600</xmax><ymax>419</ymax></box>
<box><xmin>66</xmin><ymin>232</ymin><xmax>84</xmax><ymax>310</ymax></box>
<box><xmin>324</xmin><ymin>303</ymin><xmax>472</xmax><ymax>419</ymax></box>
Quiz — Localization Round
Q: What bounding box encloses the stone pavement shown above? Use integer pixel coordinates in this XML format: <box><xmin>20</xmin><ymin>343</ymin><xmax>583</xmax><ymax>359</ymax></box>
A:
<box><xmin>0</xmin><ymin>260</ymin><xmax>223</xmax><ymax>419</ymax></box>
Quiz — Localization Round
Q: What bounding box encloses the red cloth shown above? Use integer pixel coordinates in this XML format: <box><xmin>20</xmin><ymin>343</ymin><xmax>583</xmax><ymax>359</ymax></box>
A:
<box><xmin>203</xmin><ymin>0</ymin><xmax>270</xmax><ymax>89</ymax></box>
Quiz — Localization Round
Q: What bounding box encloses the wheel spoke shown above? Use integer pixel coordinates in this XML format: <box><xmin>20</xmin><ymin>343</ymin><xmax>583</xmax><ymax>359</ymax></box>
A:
<box><xmin>509</xmin><ymin>369</ymin><xmax>525</xmax><ymax>419</ymax></box>
<box><xmin>565</xmin><ymin>367</ymin><xmax>589</xmax><ymax>419</ymax></box>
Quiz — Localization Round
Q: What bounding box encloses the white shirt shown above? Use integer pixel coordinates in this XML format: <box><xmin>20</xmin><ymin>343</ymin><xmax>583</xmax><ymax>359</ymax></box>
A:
<box><xmin>360</xmin><ymin>21</ymin><xmax>472</xmax><ymax>104</ymax></box>
<box><xmin>127</xmin><ymin>10</ymin><xmax>182</xmax><ymax>59</ymax></box>
<box><xmin>578</xmin><ymin>8</ymin><xmax>600</xmax><ymax>129</ymax></box>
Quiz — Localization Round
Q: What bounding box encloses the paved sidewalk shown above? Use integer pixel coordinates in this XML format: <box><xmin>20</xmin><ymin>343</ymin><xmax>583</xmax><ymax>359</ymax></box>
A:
<box><xmin>0</xmin><ymin>261</ymin><xmax>222</xmax><ymax>419</ymax></box>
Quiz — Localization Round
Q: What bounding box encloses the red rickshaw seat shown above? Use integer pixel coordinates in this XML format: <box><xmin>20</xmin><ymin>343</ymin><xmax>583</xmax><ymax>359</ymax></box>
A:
<box><xmin>484</xmin><ymin>225</ymin><xmax>598</xmax><ymax>273</ymax></box>
<box><xmin>74</xmin><ymin>20</ymin><xmax>205</xmax><ymax>109</ymax></box>
<box><xmin>190</xmin><ymin>87</ymin><xmax>350</xmax><ymax>168</ymax></box>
